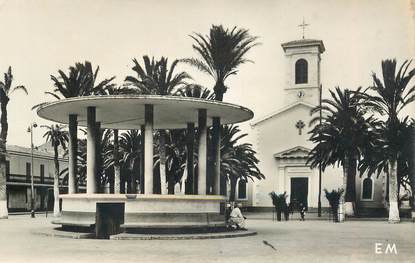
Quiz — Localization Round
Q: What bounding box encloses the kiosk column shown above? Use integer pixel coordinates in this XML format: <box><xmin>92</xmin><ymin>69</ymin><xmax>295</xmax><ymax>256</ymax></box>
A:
<box><xmin>186</xmin><ymin>122</ymin><xmax>195</xmax><ymax>194</ymax></box>
<box><xmin>68</xmin><ymin>114</ymin><xmax>77</xmax><ymax>194</ymax></box>
<box><xmin>212</xmin><ymin>117</ymin><xmax>221</xmax><ymax>195</ymax></box>
<box><xmin>197</xmin><ymin>109</ymin><xmax>207</xmax><ymax>195</ymax></box>
<box><xmin>86</xmin><ymin>107</ymin><xmax>97</xmax><ymax>194</ymax></box>
<box><xmin>144</xmin><ymin>104</ymin><xmax>154</xmax><ymax>194</ymax></box>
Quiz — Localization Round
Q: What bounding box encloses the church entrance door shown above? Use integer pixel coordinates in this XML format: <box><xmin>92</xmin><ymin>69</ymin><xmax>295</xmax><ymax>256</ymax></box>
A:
<box><xmin>290</xmin><ymin>177</ymin><xmax>308</xmax><ymax>209</ymax></box>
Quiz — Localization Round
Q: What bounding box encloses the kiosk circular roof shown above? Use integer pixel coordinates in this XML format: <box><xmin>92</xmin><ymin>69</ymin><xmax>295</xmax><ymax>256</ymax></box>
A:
<box><xmin>37</xmin><ymin>95</ymin><xmax>254</xmax><ymax>129</ymax></box>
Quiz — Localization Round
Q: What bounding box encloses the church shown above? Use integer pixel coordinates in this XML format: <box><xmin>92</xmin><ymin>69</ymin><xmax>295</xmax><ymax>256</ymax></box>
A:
<box><xmin>243</xmin><ymin>37</ymin><xmax>387</xmax><ymax>213</ymax></box>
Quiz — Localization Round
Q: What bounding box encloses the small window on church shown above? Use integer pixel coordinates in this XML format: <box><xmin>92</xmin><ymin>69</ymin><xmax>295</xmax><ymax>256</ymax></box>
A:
<box><xmin>362</xmin><ymin>177</ymin><xmax>373</xmax><ymax>200</ymax></box>
<box><xmin>295</xmin><ymin>59</ymin><xmax>308</xmax><ymax>84</ymax></box>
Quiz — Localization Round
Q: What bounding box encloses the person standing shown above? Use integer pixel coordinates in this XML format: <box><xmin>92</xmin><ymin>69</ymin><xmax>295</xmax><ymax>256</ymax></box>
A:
<box><xmin>299</xmin><ymin>203</ymin><xmax>306</xmax><ymax>221</ymax></box>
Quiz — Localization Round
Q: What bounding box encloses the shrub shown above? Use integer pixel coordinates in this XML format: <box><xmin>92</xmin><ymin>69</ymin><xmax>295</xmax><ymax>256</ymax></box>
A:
<box><xmin>270</xmin><ymin>191</ymin><xmax>288</xmax><ymax>221</ymax></box>
<box><xmin>324</xmin><ymin>188</ymin><xmax>344</xmax><ymax>222</ymax></box>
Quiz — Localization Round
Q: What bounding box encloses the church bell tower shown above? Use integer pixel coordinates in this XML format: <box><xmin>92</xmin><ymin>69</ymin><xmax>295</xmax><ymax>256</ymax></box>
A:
<box><xmin>281</xmin><ymin>39</ymin><xmax>325</xmax><ymax>106</ymax></box>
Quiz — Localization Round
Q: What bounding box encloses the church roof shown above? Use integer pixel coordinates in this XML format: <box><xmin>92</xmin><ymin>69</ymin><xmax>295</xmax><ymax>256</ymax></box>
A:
<box><xmin>281</xmin><ymin>39</ymin><xmax>325</xmax><ymax>53</ymax></box>
<box><xmin>273</xmin><ymin>146</ymin><xmax>311</xmax><ymax>159</ymax></box>
<box><xmin>250</xmin><ymin>101</ymin><xmax>315</xmax><ymax>126</ymax></box>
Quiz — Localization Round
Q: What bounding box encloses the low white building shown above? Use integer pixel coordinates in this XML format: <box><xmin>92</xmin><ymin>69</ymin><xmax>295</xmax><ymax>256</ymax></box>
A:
<box><xmin>6</xmin><ymin>144</ymin><xmax>68</xmax><ymax>212</ymax></box>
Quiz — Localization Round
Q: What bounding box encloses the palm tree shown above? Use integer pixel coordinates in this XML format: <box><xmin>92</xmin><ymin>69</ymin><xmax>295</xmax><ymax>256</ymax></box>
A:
<box><xmin>409</xmin><ymin>119</ymin><xmax>415</xmax><ymax>213</ymax></box>
<box><xmin>42</xmin><ymin>124</ymin><xmax>68</xmax><ymax>217</ymax></box>
<box><xmin>177</xmin><ymin>84</ymin><xmax>214</xmax><ymax>99</ymax></box>
<box><xmin>47</xmin><ymin>61</ymin><xmax>115</xmax><ymax>99</ymax></box>
<box><xmin>153</xmin><ymin>129</ymin><xmax>188</xmax><ymax>194</ymax></box>
<box><xmin>0</xmin><ymin>67</ymin><xmax>27</xmax><ymax>219</ymax></box>
<box><xmin>119</xmin><ymin>130</ymin><xmax>143</xmax><ymax>193</ymax></box>
<box><xmin>269</xmin><ymin>191</ymin><xmax>288</xmax><ymax>221</ymax></box>
<box><xmin>175</xmin><ymin>84</ymin><xmax>214</xmax><ymax>194</ymax></box>
<box><xmin>34</xmin><ymin>62</ymin><xmax>115</xmax><ymax>195</ymax></box>
<box><xmin>183</xmin><ymin>25</ymin><xmax>258</xmax><ymax>194</ymax></box>
<box><xmin>307</xmin><ymin>87</ymin><xmax>378</xmax><ymax>219</ymax></box>
<box><xmin>397</xmin><ymin>118</ymin><xmax>414</xmax><ymax>202</ymax></box>
<box><xmin>324</xmin><ymin>188</ymin><xmax>344</xmax><ymax>222</ymax></box>
<box><xmin>61</xmin><ymin>129</ymin><xmax>112</xmax><ymax>193</ymax></box>
<box><xmin>220</xmin><ymin>125</ymin><xmax>264</xmax><ymax>201</ymax></box>
<box><xmin>362</xmin><ymin>59</ymin><xmax>415</xmax><ymax>223</ymax></box>
<box><xmin>103</xmin><ymin>85</ymin><xmax>137</xmax><ymax>193</ymax></box>
<box><xmin>125</xmin><ymin>56</ymin><xmax>190</xmax><ymax>194</ymax></box>
<box><xmin>360</xmin><ymin>117</ymin><xmax>414</xmax><ymax>207</ymax></box>
<box><xmin>59</xmin><ymin>138</ymin><xmax>87</xmax><ymax>191</ymax></box>
<box><xmin>183</xmin><ymin>25</ymin><xmax>259</xmax><ymax>101</ymax></box>
<box><xmin>97</xmin><ymin>129</ymin><xmax>113</xmax><ymax>192</ymax></box>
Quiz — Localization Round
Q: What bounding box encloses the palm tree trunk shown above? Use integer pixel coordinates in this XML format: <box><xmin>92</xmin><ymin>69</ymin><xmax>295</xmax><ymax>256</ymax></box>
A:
<box><xmin>411</xmin><ymin>126</ymin><xmax>415</xmax><ymax>217</ymax></box>
<box><xmin>388</xmin><ymin>159</ymin><xmax>400</xmax><ymax>223</ymax></box>
<box><xmin>168</xmin><ymin>172</ymin><xmax>175</xmax><ymax>195</ymax></box>
<box><xmin>113</xmin><ymin>129</ymin><xmax>121</xmax><ymax>194</ymax></box>
<box><xmin>229</xmin><ymin>177</ymin><xmax>237</xmax><ymax>202</ymax></box>
<box><xmin>0</xmin><ymin>148</ymin><xmax>7</xmax><ymax>219</ymax></box>
<box><xmin>53</xmin><ymin>145</ymin><xmax>60</xmax><ymax>217</ymax></box>
<box><xmin>385</xmin><ymin>171</ymin><xmax>389</xmax><ymax>204</ymax></box>
<box><xmin>0</xmin><ymin>97</ymin><xmax>9</xmax><ymax>143</ymax></box>
<box><xmin>339</xmin><ymin>156</ymin><xmax>349</xmax><ymax>222</ymax></box>
<box><xmin>0</xmin><ymin>99</ymin><xmax>8</xmax><ymax>219</ymax></box>
<box><xmin>345</xmin><ymin>156</ymin><xmax>357</xmax><ymax>216</ymax></box>
<box><xmin>159</xmin><ymin>130</ymin><xmax>168</xmax><ymax>195</ymax></box>
<box><xmin>213</xmin><ymin>82</ymin><xmax>225</xmax><ymax>101</ymax></box>
<box><xmin>133</xmin><ymin>168</ymin><xmax>140</xmax><ymax>194</ymax></box>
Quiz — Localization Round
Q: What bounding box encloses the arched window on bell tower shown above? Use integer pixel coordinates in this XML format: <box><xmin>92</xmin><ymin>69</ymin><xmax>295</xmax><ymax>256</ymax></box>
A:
<box><xmin>295</xmin><ymin>59</ymin><xmax>308</xmax><ymax>84</ymax></box>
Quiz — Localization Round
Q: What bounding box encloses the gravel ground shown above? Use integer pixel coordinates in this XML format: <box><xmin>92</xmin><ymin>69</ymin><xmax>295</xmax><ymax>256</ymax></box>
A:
<box><xmin>0</xmin><ymin>214</ymin><xmax>414</xmax><ymax>263</ymax></box>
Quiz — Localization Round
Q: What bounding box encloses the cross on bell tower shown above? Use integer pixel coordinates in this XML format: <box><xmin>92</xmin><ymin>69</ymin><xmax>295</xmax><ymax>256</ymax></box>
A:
<box><xmin>298</xmin><ymin>18</ymin><xmax>310</xmax><ymax>39</ymax></box>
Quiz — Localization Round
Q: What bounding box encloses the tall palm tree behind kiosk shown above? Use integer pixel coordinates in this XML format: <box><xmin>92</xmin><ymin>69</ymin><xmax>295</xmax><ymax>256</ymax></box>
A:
<box><xmin>36</xmin><ymin>61</ymin><xmax>115</xmax><ymax>195</ymax></box>
<box><xmin>119</xmin><ymin>130</ymin><xmax>143</xmax><ymax>193</ymax></box>
<box><xmin>183</xmin><ymin>25</ymin><xmax>259</xmax><ymax>101</ymax></box>
<box><xmin>42</xmin><ymin>124</ymin><xmax>68</xmax><ymax>217</ymax></box>
<box><xmin>103</xmin><ymin>86</ymin><xmax>137</xmax><ymax>194</ymax></box>
<box><xmin>411</xmin><ymin>119</ymin><xmax>415</xmax><ymax>218</ymax></box>
<box><xmin>183</xmin><ymin>25</ymin><xmax>259</xmax><ymax>195</ymax></box>
<box><xmin>362</xmin><ymin>59</ymin><xmax>415</xmax><ymax>223</ymax></box>
<box><xmin>125</xmin><ymin>56</ymin><xmax>190</xmax><ymax>194</ymax></box>
<box><xmin>0</xmin><ymin>67</ymin><xmax>27</xmax><ymax>219</ymax></box>
<box><xmin>220</xmin><ymin>125</ymin><xmax>264</xmax><ymax>201</ymax></box>
<box><xmin>47</xmin><ymin>61</ymin><xmax>115</xmax><ymax>99</ymax></box>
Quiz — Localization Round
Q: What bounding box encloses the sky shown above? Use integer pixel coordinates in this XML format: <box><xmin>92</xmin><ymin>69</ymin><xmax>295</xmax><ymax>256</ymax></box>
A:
<box><xmin>0</xmin><ymin>0</ymin><xmax>413</xmax><ymax>147</ymax></box>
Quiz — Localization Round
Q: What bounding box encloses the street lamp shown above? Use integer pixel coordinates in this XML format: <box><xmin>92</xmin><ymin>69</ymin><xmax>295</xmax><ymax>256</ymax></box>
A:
<box><xmin>27</xmin><ymin>122</ymin><xmax>37</xmax><ymax>218</ymax></box>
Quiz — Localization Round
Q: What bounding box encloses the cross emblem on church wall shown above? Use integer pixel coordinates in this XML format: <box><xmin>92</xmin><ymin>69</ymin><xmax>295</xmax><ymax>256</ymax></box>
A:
<box><xmin>295</xmin><ymin>120</ymin><xmax>305</xmax><ymax>135</ymax></box>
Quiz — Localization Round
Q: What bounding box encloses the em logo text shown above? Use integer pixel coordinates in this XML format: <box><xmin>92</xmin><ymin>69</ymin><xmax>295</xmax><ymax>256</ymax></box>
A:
<box><xmin>375</xmin><ymin>243</ymin><xmax>398</xmax><ymax>254</ymax></box>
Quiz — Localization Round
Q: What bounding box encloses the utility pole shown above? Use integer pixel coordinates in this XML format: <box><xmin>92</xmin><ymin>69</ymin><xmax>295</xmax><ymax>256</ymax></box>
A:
<box><xmin>28</xmin><ymin>122</ymin><xmax>37</xmax><ymax>218</ymax></box>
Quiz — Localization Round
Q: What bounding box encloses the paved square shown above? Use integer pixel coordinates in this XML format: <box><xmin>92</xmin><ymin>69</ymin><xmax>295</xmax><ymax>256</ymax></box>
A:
<box><xmin>0</xmin><ymin>215</ymin><xmax>414</xmax><ymax>263</ymax></box>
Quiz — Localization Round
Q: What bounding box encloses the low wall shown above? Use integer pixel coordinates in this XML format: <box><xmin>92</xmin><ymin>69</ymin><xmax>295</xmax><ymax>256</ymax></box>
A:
<box><xmin>59</xmin><ymin>194</ymin><xmax>226</xmax><ymax>230</ymax></box>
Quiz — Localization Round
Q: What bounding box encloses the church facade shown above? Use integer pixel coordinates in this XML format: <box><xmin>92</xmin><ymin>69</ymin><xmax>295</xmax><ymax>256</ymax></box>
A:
<box><xmin>246</xmin><ymin>39</ymin><xmax>387</xmax><ymax>212</ymax></box>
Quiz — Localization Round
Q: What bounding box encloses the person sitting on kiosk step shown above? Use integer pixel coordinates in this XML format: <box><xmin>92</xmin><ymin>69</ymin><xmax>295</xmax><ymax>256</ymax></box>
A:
<box><xmin>229</xmin><ymin>203</ymin><xmax>247</xmax><ymax>230</ymax></box>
